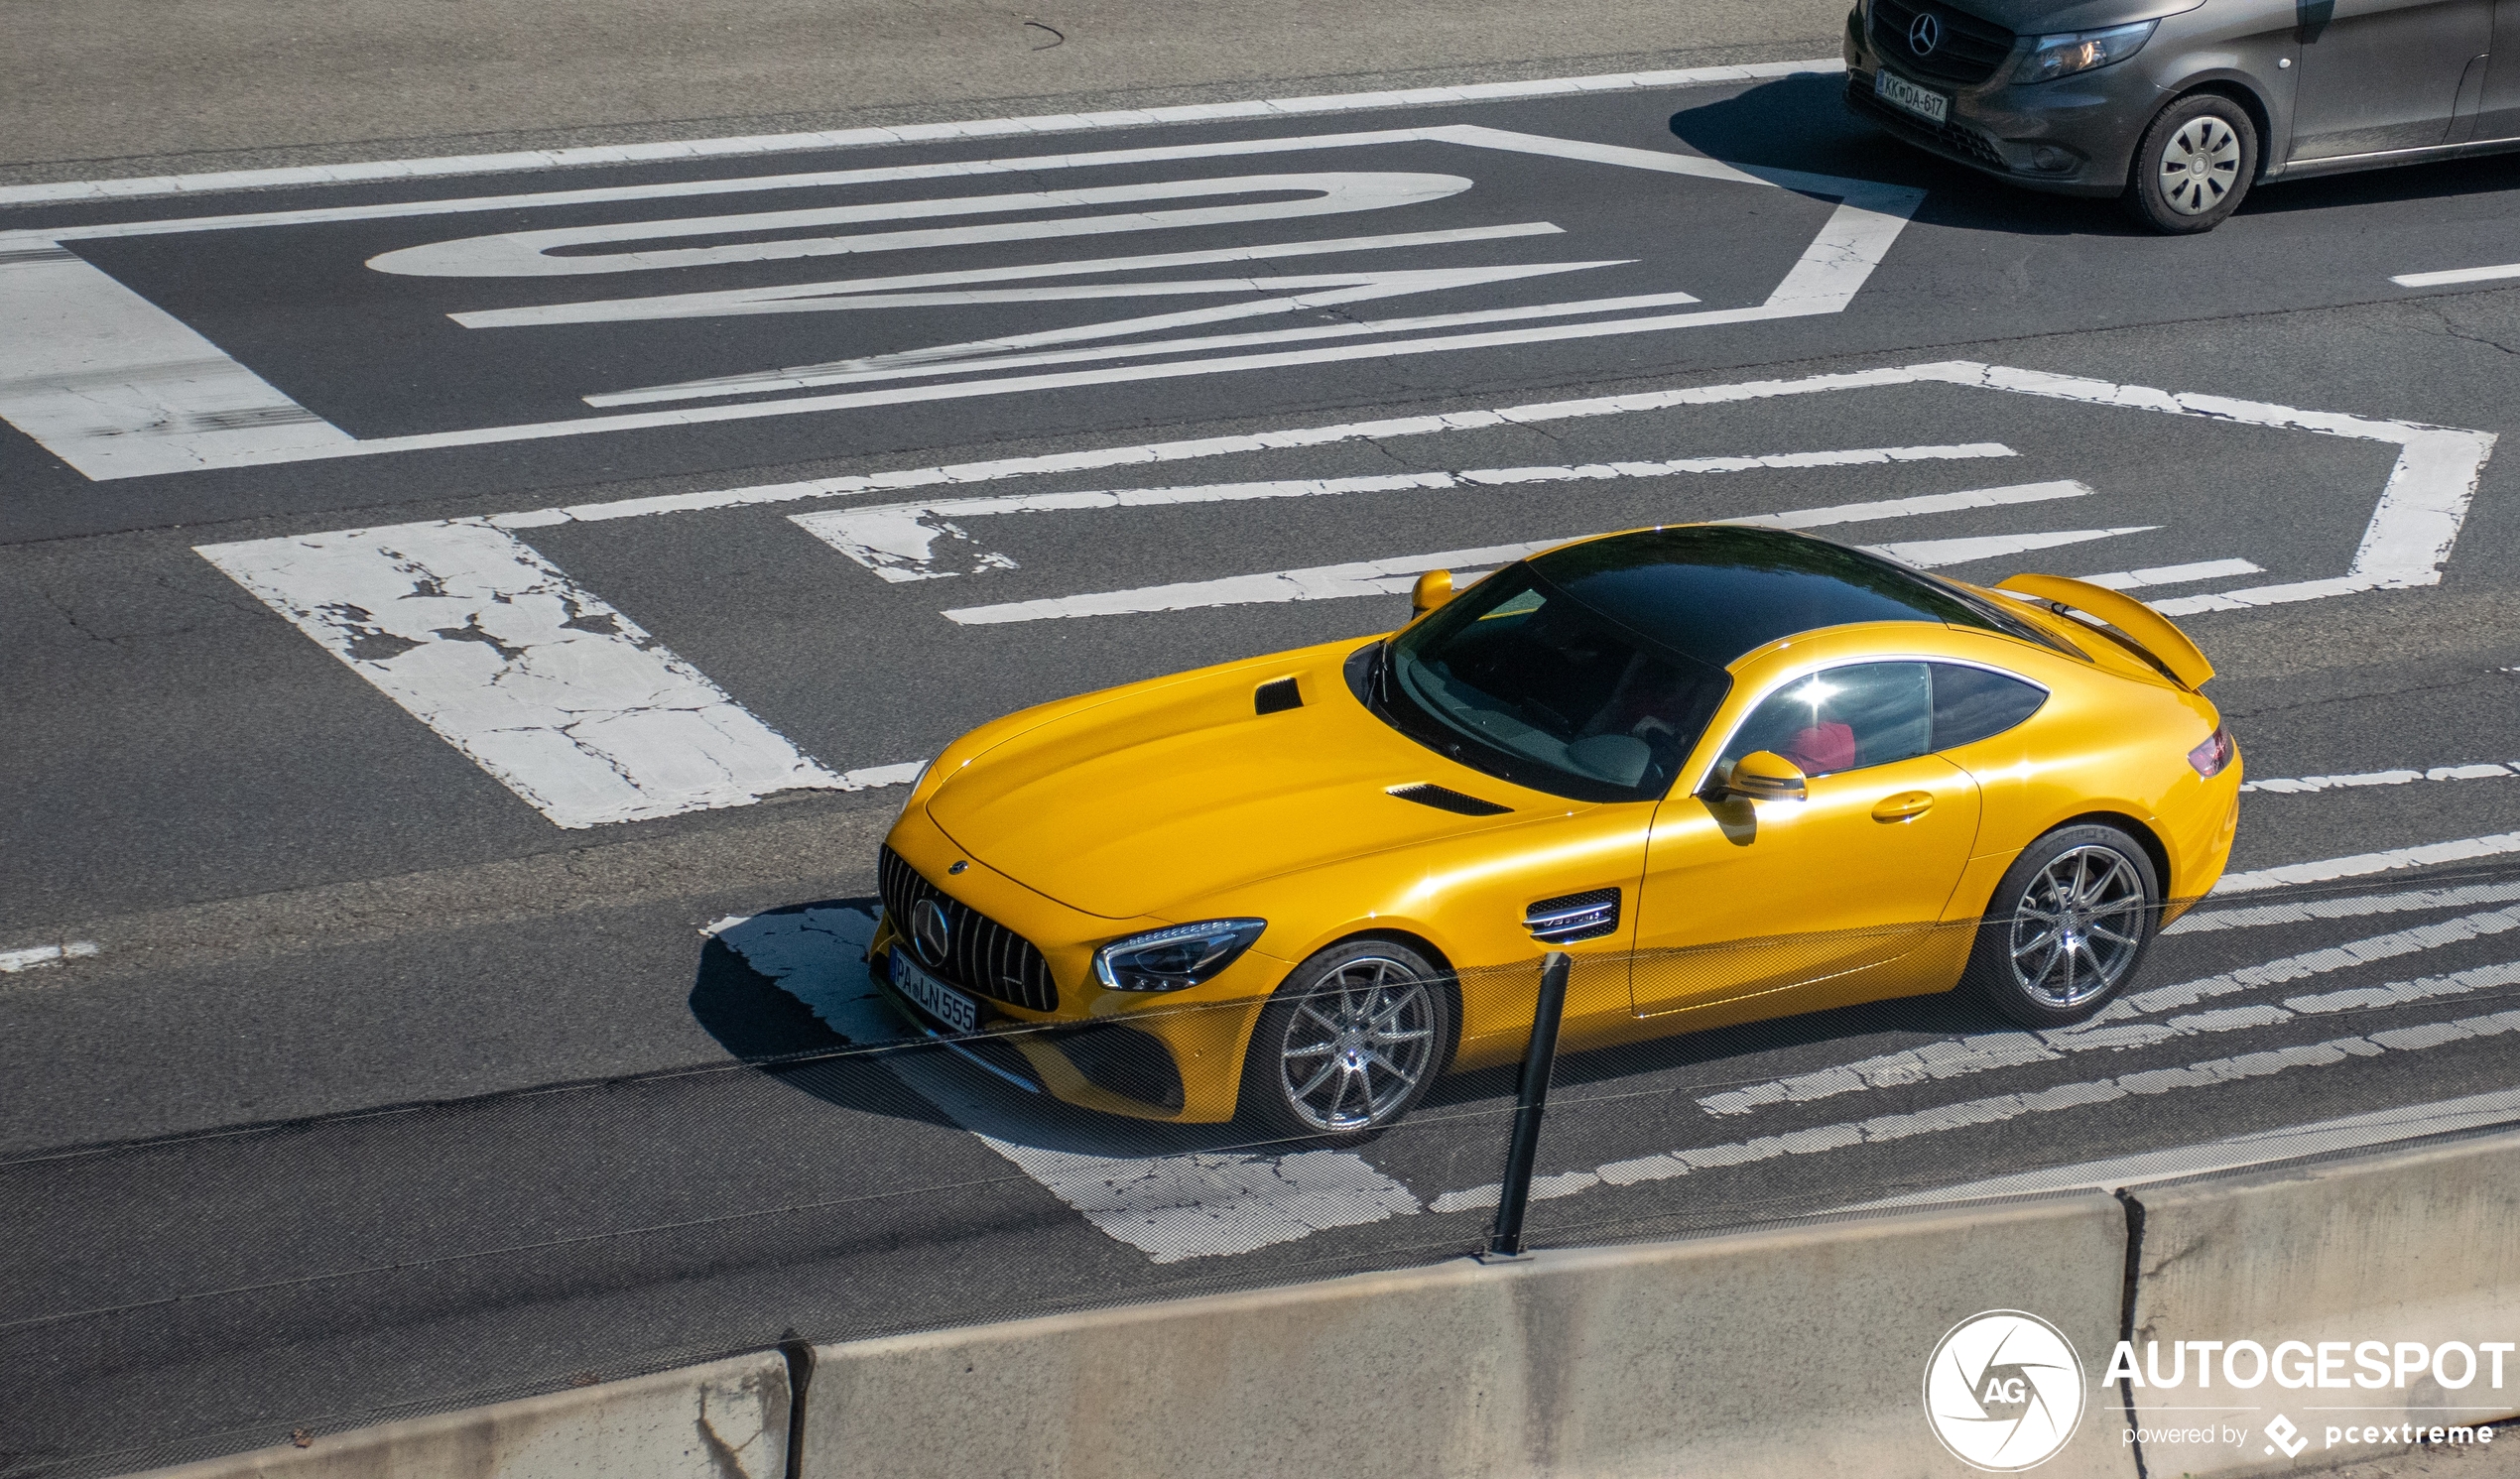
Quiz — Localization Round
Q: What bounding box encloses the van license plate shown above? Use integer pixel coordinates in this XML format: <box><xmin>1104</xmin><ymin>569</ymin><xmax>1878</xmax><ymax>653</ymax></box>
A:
<box><xmin>892</xmin><ymin>952</ymin><xmax>978</xmax><ymax>1034</ymax></box>
<box><xmin>1875</xmin><ymin>69</ymin><xmax>1950</xmax><ymax>125</ymax></box>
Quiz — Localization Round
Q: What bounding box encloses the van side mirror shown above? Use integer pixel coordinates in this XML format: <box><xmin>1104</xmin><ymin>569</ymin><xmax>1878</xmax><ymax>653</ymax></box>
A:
<box><xmin>1724</xmin><ymin>750</ymin><xmax>1809</xmax><ymax>802</ymax></box>
<box><xmin>1411</xmin><ymin>569</ymin><xmax>1454</xmax><ymax>615</ymax></box>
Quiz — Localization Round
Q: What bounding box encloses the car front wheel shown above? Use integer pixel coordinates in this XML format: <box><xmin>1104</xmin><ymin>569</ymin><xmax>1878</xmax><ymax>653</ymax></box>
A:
<box><xmin>1963</xmin><ymin>823</ymin><xmax>2161</xmax><ymax>1028</ymax></box>
<box><xmin>2123</xmin><ymin>93</ymin><xmax>2258</xmax><ymax>234</ymax></box>
<box><xmin>1238</xmin><ymin>939</ymin><xmax>1451</xmax><ymax>1144</ymax></box>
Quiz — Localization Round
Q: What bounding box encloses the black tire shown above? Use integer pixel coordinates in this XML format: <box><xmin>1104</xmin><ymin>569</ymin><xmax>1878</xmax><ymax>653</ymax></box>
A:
<box><xmin>1237</xmin><ymin>939</ymin><xmax>1453</xmax><ymax>1145</ymax></box>
<box><xmin>2123</xmin><ymin>92</ymin><xmax>2258</xmax><ymax>234</ymax></box>
<box><xmin>1962</xmin><ymin>823</ymin><xmax>2162</xmax><ymax>1029</ymax></box>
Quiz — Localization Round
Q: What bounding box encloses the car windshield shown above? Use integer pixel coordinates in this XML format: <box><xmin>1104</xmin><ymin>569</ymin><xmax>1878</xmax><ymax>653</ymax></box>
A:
<box><xmin>1382</xmin><ymin>565</ymin><xmax>1731</xmax><ymax>801</ymax></box>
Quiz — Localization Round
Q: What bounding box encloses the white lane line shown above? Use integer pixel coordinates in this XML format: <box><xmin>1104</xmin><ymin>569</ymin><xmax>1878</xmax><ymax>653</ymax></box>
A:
<box><xmin>2393</xmin><ymin>262</ymin><xmax>2520</xmax><ymax>289</ymax></box>
<box><xmin>1433</xmin><ymin>1008</ymin><xmax>2520</xmax><ymax>1214</ymax></box>
<box><xmin>792</xmin><ymin>450</ymin><xmax>2029</xmax><ymax>583</ymax></box>
<box><xmin>1697</xmin><ymin>905</ymin><xmax>2520</xmax><ymax>1116</ymax></box>
<box><xmin>708</xmin><ymin>907</ymin><xmax>1421</xmax><ymax>1263</ymax></box>
<box><xmin>0</xmin><ymin>60</ymin><xmax>1843</xmax><ymax>206</ymax></box>
<box><xmin>2243</xmin><ymin>761</ymin><xmax>2518</xmax><ymax>795</ymax></box>
<box><xmin>0</xmin><ymin>245</ymin><xmax>357</xmax><ymax>481</ymax></box>
<box><xmin>2213</xmin><ymin>830</ymin><xmax>2520</xmax><ymax>894</ymax></box>
<box><xmin>2167</xmin><ymin>879</ymin><xmax>2520</xmax><ymax>935</ymax></box>
<box><xmin>1838</xmin><ymin>1084</ymin><xmax>2520</xmax><ymax>1209</ymax></box>
<box><xmin>940</xmin><ymin>514</ymin><xmax>2141</xmax><ymax>626</ymax></box>
<box><xmin>196</xmin><ymin>522</ymin><xmax>845</xmax><ymax>828</ymax></box>
<box><xmin>2078</xmin><ymin>557</ymin><xmax>2262</xmax><ymax>591</ymax></box>
<box><xmin>0</xmin><ymin>941</ymin><xmax>100</xmax><ymax>974</ymax></box>
<box><xmin>1866</xmin><ymin>527</ymin><xmax>2154</xmax><ymax>568</ymax></box>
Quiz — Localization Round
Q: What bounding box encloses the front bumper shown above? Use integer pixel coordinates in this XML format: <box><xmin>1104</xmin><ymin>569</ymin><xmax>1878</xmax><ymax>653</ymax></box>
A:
<box><xmin>871</xmin><ymin>805</ymin><xmax>1281</xmax><ymax>1123</ymax></box>
<box><xmin>1843</xmin><ymin>11</ymin><xmax>2155</xmax><ymax>198</ymax></box>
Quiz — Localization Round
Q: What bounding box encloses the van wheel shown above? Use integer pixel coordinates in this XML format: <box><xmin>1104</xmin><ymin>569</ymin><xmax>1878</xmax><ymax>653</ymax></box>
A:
<box><xmin>2124</xmin><ymin>93</ymin><xmax>2257</xmax><ymax>234</ymax></box>
<box><xmin>1963</xmin><ymin>824</ymin><xmax>2160</xmax><ymax>1028</ymax></box>
<box><xmin>1238</xmin><ymin>940</ymin><xmax>1450</xmax><ymax>1145</ymax></box>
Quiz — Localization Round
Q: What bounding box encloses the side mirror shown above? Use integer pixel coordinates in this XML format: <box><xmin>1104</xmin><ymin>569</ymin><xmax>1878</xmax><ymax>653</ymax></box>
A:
<box><xmin>1411</xmin><ymin>569</ymin><xmax>1454</xmax><ymax>615</ymax></box>
<box><xmin>1725</xmin><ymin>750</ymin><xmax>1809</xmax><ymax>802</ymax></box>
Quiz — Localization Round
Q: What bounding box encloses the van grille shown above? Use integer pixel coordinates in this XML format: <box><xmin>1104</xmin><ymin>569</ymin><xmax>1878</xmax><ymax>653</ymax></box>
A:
<box><xmin>877</xmin><ymin>846</ymin><xmax>1060</xmax><ymax>1013</ymax></box>
<box><xmin>1871</xmin><ymin>0</ymin><xmax>2015</xmax><ymax>86</ymax></box>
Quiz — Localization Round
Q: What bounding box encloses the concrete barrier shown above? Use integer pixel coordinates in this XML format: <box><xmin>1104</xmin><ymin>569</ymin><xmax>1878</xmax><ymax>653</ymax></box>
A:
<box><xmin>805</xmin><ymin>1193</ymin><xmax>2135</xmax><ymax>1479</ymax></box>
<box><xmin>2121</xmin><ymin>1127</ymin><xmax>2520</xmax><ymax>1477</ymax></box>
<box><xmin>131</xmin><ymin>1350</ymin><xmax>789</xmax><ymax>1479</ymax></box>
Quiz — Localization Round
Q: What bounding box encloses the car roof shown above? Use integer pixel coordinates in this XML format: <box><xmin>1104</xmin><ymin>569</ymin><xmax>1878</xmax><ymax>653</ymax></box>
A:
<box><xmin>1526</xmin><ymin>525</ymin><xmax>2016</xmax><ymax>669</ymax></box>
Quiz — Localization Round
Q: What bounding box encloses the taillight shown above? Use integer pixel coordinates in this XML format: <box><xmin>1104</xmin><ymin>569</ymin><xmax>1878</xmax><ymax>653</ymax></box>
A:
<box><xmin>2188</xmin><ymin>723</ymin><xmax>2235</xmax><ymax>778</ymax></box>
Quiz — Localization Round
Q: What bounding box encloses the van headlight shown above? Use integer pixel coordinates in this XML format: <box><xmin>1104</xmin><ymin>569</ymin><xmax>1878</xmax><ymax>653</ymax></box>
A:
<box><xmin>1092</xmin><ymin>920</ymin><xmax>1267</xmax><ymax>993</ymax></box>
<box><xmin>2014</xmin><ymin>20</ymin><xmax>2156</xmax><ymax>83</ymax></box>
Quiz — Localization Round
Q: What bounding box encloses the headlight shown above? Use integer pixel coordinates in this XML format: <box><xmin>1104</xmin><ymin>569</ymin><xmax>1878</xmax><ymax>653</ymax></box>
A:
<box><xmin>2013</xmin><ymin>20</ymin><xmax>2156</xmax><ymax>83</ymax></box>
<box><xmin>1092</xmin><ymin>919</ymin><xmax>1267</xmax><ymax>993</ymax></box>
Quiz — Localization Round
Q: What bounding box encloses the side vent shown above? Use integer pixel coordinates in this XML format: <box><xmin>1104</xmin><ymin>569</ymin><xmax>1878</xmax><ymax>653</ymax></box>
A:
<box><xmin>1387</xmin><ymin>783</ymin><xmax>1510</xmax><ymax>816</ymax></box>
<box><xmin>1525</xmin><ymin>889</ymin><xmax>1619</xmax><ymax>943</ymax></box>
<box><xmin>1254</xmin><ymin>678</ymin><xmax>1303</xmax><ymax>715</ymax></box>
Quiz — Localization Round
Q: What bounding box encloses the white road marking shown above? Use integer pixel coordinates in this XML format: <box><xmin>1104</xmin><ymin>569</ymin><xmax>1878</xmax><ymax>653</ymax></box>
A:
<box><xmin>1434</xmin><ymin>1008</ymin><xmax>2520</xmax><ymax>1214</ymax></box>
<box><xmin>0</xmin><ymin>60</ymin><xmax>1843</xmax><ymax>206</ymax></box>
<box><xmin>1839</xmin><ymin>1085</ymin><xmax>2520</xmax><ymax>1208</ymax></box>
<box><xmin>461</xmin><ymin>364</ymin><xmax>2490</xmax><ymax>642</ymax></box>
<box><xmin>708</xmin><ymin>907</ymin><xmax>1422</xmax><ymax>1262</ymax></box>
<box><xmin>0</xmin><ymin>941</ymin><xmax>100</xmax><ymax>974</ymax></box>
<box><xmin>196</xmin><ymin>522</ymin><xmax>844</xmax><ymax>828</ymax></box>
<box><xmin>793</xmin><ymin>451</ymin><xmax>2028</xmax><ymax>583</ymax></box>
<box><xmin>2213</xmin><ymin>830</ymin><xmax>2520</xmax><ymax>894</ymax></box>
<box><xmin>2392</xmin><ymin>262</ymin><xmax>2520</xmax><ymax>289</ymax></box>
<box><xmin>940</xmin><ymin>514</ymin><xmax>2142</xmax><ymax>626</ymax></box>
<box><xmin>2243</xmin><ymin>761</ymin><xmax>2517</xmax><ymax>795</ymax></box>
<box><xmin>1866</xmin><ymin>527</ymin><xmax>2155</xmax><ymax>568</ymax></box>
<box><xmin>2168</xmin><ymin>879</ymin><xmax>2520</xmax><ymax>935</ymax></box>
<box><xmin>1697</xmin><ymin>903</ymin><xmax>2520</xmax><ymax>1116</ymax></box>
<box><xmin>3</xmin><ymin>126</ymin><xmax>1919</xmax><ymax>479</ymax></box>
<box><xmin>2078</xmin><ymin>557</ymin><xmax>2263</xmax><ymax>591</ymax></box>
<box><xmin>0</xmin><ymin>245</ymin><xmax>357</xmax><ymax>480</ymax></box>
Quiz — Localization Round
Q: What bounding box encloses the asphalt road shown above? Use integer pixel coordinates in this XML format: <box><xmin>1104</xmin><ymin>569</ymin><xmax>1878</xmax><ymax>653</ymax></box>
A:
<box><xmin>9</xmin><ymin>55</ymin><xmax>2520</xmax><ymax>1479</ymax></box>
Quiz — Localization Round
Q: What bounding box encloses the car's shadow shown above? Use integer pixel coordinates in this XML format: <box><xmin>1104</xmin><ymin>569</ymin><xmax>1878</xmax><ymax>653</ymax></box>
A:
<box><xmin>1670</xmin><ymin>73</ymin><xmax>2520</xmax><ymax>238</ymax></box>
<box><xmin>689</xmin><ymin>895</ymin><xmax>2034</xmax><ymax>1173</ymax></box>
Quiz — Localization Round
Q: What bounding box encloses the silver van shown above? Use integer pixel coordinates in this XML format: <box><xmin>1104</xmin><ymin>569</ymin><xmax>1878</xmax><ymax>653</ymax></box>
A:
<box><xmin>1844</xmin><ymin>0</ymin><xmax>2520</xmax><ymax>231</ymax></box>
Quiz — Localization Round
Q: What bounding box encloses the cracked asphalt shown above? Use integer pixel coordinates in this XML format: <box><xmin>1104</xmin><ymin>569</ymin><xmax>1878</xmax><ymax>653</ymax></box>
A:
<box><xmin>7</xmin><ymin>62</ymin><xmax>2520</xmax><ymax>1479</ymax></box>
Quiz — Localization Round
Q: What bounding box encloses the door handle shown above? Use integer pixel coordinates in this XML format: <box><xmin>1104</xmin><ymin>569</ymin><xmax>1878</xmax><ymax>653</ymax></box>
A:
<box><xmin>1871</xmin><ymin>791</ymin><xmax>1934</xmax><ymax>822</ymax></box>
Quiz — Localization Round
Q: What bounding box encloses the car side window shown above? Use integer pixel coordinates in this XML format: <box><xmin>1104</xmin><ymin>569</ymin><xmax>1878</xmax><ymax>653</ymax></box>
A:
<box><xmin>1930</xmin><ymin>664</ymin><xmax>2048</xmax><ymax>751</ymax></box>
<box><xmin>1720</xmin><ymin>662</ymin><xmax>1932</xmax><ymax>779</ymax></box>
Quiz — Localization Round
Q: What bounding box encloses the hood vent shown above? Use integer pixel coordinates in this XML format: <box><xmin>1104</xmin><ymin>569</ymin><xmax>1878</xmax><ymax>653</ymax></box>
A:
<box><xmin>1254</xmin><ymin>677</ymin><xmax>1303</xmax><ymax>715</ymax></box>
<box><xmin>1387</xmin><ymin>783</ymin><xmax>1510</xmax><ymax>816</ymax></box>
<box><xmin>1526</xmin><ymin>889</ymin><xmax>1619</xmax><ymax>943</ymax></box>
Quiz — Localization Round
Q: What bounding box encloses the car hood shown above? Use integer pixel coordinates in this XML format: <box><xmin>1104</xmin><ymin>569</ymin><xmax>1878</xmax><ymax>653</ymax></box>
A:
<box><xmin>925</xmin><ymin>650</ymin><xmax>1539</xmax><ymax>920</ymax></box>
<box><xmin>1950</xmin><ymin>0</ymin><xmax>2201</xmax><ymax>35</ymax></box>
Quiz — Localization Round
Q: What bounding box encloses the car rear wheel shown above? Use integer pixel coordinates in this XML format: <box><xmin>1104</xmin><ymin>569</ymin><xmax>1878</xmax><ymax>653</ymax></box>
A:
<box><xmin>2123</xmin><ymin>93</ymin><xmax>2258</xmax><ymax>234</ymax></box>
<box><xmin>1963</xmin><ymin>824</ymin><xmax>2161</xmax><ymax>1028</ymax></box>
<box><xmin>1239</xmin><ymin>940</ymin><xmax>1451</xmax><ymax>1144</ymax></box>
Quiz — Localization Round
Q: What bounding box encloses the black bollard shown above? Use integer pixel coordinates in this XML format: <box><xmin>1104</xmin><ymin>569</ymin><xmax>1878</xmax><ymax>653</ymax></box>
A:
<box><xmin>1485</xmin><ymin>950</ymin><xmax>1572</xmax><ymax>1260</ymax></box>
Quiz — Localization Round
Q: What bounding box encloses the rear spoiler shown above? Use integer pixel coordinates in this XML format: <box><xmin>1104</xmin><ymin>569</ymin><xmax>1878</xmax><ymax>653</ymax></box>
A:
<box><xmin>1994</xmin><ymin>573</ymin><xmax>2215</xmax><ymax>690</ymax></box>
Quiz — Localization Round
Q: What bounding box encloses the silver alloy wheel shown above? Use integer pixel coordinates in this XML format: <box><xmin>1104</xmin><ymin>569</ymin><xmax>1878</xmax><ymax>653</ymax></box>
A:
<box><xmin>1276</xmin><ymin>955</ymin><xmax>1439</xmax><ymax>1132</ymax></box>
<box><xmin>2157</xmin><ymin>116</ymin><xmax>2241</xmax><ymax>216</ymax></box>
<box><xmin>2004</xmin><ymin>844</ymin><xmax>2147</xmax><ymax>1009</ymax></box>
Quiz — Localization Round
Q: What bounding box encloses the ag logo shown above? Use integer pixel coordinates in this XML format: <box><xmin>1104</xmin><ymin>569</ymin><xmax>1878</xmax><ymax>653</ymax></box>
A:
<box><xmin>1924</xmin><ymin>1310</ymin><xmax>2087</xmax><ymax>1471</ymax></box>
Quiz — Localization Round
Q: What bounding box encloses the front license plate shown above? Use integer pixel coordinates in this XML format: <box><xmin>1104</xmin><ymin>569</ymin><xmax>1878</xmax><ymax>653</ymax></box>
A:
<box><xmin>1875</xmin><ymin>68</ymin><xmax>1950</xmax><ymax>125</ymax></box>
<box><xmin>891</xmin><ymin>952</ymin><xmax>978</xmax><ymax>1034</ymax></box>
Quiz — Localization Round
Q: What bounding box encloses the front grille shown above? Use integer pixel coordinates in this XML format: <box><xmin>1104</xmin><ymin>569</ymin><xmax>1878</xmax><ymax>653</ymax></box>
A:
<box><xmin>878</xmin><ymin>846</ymin><xmax>1060</xmax><ymax>1012</ymax></box>
<box><xmin>1870</xmin><ymin>0</ymin><xmax>2015</xmax><ymax>85</ymax></box>
<box><xmin>1847</xmin><ymin>78</ymin><xmax>2008</xmax><ymax>169</ymax></box>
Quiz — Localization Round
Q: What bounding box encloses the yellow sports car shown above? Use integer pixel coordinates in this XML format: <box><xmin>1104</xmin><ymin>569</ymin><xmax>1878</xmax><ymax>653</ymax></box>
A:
<box><xmin>869</xmin><ymin>524</ymin><xmax>2240</xmax><ymax>1139</ymax></box>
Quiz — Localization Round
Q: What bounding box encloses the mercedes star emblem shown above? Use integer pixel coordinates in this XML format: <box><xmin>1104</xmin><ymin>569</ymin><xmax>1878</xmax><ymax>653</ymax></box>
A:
<box><xmin>911</xmin><ymin>898</ymin><xmax>953</xmax><ymax>965</ymax></box>
<box><xmin>1910</xmin><ymin>12</ymin><xmax>1943</xmax><ymax>55</ymax></box>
